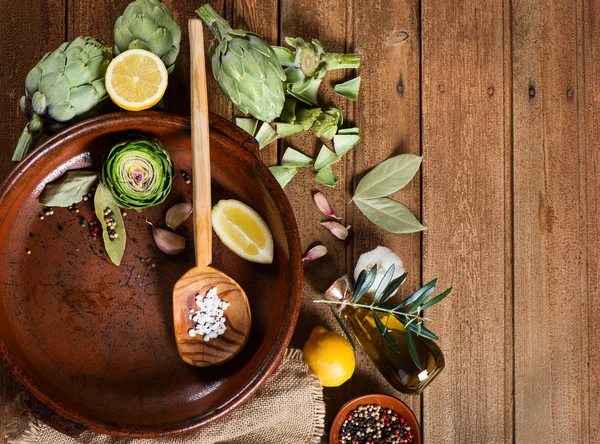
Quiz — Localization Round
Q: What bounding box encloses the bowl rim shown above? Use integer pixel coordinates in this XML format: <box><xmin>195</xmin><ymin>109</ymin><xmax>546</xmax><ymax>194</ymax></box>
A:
<box><xmin>0</xmin><ymin>111</ymin><xmax>303</xmax><ymax>437</ymax></box>
<box><xmin>329</xmin><ymin>393</ymin><xmax>421</xmax><ymax>444</ymax></box>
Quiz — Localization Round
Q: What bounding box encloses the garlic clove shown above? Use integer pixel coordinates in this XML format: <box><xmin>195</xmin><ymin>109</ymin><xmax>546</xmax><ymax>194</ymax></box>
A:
<box><xmin>302</xmin><ymin>244</ymin><xmax>328</xmax><ymax>261</ymax></box>
<box><xmin>320</xmin><ymin>221</ymin><xmax>351</xmax><ymax>240</ymax></box>
<box><xmin>165</xmin><ymin>202</ymin><xmax>193</xmax><ymax>230</ymax></box>
<box><xmin>147</xmin><ymin>220</ymin><xmax>186</xmax><ymax>255</ymax></box>
<box><xmin>313</xmin><ymin>192</ymin><xmax>340</xmax><ymax>219</ymax></box>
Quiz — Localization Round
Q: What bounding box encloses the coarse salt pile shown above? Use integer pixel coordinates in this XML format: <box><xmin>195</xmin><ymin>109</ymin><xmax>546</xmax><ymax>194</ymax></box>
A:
<box><xmin>188</xmin><ymin>286</ymin><xmax>230</xmax><ymax>341</ymax></box>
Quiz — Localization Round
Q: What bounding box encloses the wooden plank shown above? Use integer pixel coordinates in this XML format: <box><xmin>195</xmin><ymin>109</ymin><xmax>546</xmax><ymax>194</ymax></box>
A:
<box><xmin>421</xmin><ymin>0</ymin><xmax>509</xmax><ymax>442</ymax></box>
<box><xmin>512</xmin><ymin>0</ymin><xmax>589</xmax><ymax>441</ymax></box>
<box><xmin>350</xmin><ymin>0</ymin><xmax>422</xmax><ymax>420</ymax></box>
<box><xmin>0</xmin><ymin>0</ymin><xmax>67</xmax><ymax>438</ymax></box>
<box><xmin>278</xmin><ymin>0</ymin><xmax>354</xmax><ymax>426</ymax></box>
<box><xmin>0</xmin><ymin>0</ymin><xmax>66</xmax><ymax>180</ymax></box>
<box><xmin>583</xmin><ymin>0</ymin><xmax>600</xmax><ymax>440</ymax></box>
<box><xmin>232</xmin><ymin>0</ymin><xmax>278</xmax><ymax>166</ymax></box>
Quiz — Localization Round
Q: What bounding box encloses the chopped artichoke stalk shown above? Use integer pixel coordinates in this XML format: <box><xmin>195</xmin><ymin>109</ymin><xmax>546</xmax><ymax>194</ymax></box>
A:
<box><xmin>255</xmin><ymin>122</ymin><xmax>279</xmax><ymax>149</ymax></box>
<box><xmin>280</xmin><ymin>97</ymin><xmax>298</xmax><ymax>124</ymax></box>
<box><xmin>296</xmin><ymin>108</ymin><xmax>322</xmax><ymax>130</ymax></box>
<box><xmin>114</xmin><ymin>0</ymin><xmax>181</xmax><ymax>73</ymax></box>
<box><xmin>333</xmin><ymin>134</ymin><xmax>361</xmax><ymax>157</ymax></box>
<box><xmin>287</xmin><ymin>77</ymin><xmax>322</xmax><ymax>105</ymax></box>
<box><xmin>314</xmin><ymin>145</ymin><xmax>340</xmax><ymax>171</ymax></box>
<box><xmin>197</xmin><ymin>4</ymin><xmax>286</xmax><ymax>122</ymax></box>
<box><xmin>235</xmin><ymin>117</ymin><xmax>258</xmax><ymax>136</ymax></box>
<box><xmin>324</xmin><ymin>107</ymin><xmax>343</xmax><ymax>126</ymax></box>
<box><xmin>311</xmin><ymin>109</ymin><xmax>340</xmax><ymax>140</ymax></box>
<box><xmin>281</xmin><ymin>147</ymin><xmax>313</xmax><ymax>168</ymax></box>
<box><xmin>269</xmin><ymin>166</ymin><xmax>298</xmax><ymax>188</ymax></box>
<box><xmin>337</xmin><ymin>127</ymin><xmax>360</xmax><ymax>135</ymax></box>
<box><xmin>314</xmin><ymin>166</ymin><xmax>338</xmax><ymax>188</ymax></box>
<box><xmin>274</xmin><ymin>122</ymin><xmax>304</xmax><ymax>137</ymax></box>
<box><xmin>334</xmin><ymin>77</ymin><xmax>361</xmax><ymax>101</ymax></box>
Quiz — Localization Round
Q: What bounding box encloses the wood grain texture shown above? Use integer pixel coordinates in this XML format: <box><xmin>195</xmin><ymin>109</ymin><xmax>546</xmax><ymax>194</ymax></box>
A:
<box><xmin>583</xmin><ymin>0</ymin><xmax>600</xmax><ymax>441</ymax></box>
<box><xmin>173</xmin><ymin>267</ymin><xmax>251</xmax><ymax>366</ymax></box>
<box><xmin>421</xmin><ymin>0</ymin><xmax>509</xmax><ymax>442</ymax></box>
<box><xmin>512</xmin><ymin>0</ymin><xmax>589</xmax><ymax>442</ymax></box>
<box><xmin>350</xmin><ymin>0</ymin><xmax>422</xmax><ymax>421</ymax></box>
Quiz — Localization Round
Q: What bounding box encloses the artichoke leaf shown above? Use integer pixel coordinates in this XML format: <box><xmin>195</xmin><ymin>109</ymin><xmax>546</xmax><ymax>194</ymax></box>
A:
<box><xmin>281</xmin><ymin>147</ymin><xmax>313</xmax><ymax>167</ymax></box>
<box><xmin>314</xmin><ymin>166</ymin><xmax>338</xmax><ymax>188</ymax></box>
<box><xmin>334</xmin><ymin>77</ymin><xmax>361</xmax><ymax>101</ymax></box>
<box><xmin>314</xmin><ymin>145</ymin><xmax>339</xmax><ymax>171</ymax></box>
<box><xmin>269</xmin><ymin>166</ymin><xmax>297</xmax><ymax>188</ymax></box>
<box><xmin>333</xmin><ymin>134</ymin><xmax>361</xmax><ymax>157</ymax></box>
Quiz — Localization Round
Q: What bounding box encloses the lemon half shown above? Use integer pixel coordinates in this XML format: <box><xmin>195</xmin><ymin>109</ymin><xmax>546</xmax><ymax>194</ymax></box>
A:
<box><xmin>105</xmin><ymin>49</ymin><xmax>168</xmax><ymax>111</ymax></box>
<box><xmin>211</xmin><ymin>199</ymin><xmax>274</xmax><ymax>264</ymax></box>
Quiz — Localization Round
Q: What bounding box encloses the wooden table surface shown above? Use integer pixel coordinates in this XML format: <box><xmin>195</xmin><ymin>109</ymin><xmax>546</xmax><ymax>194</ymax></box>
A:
<box><xmin>1</xmin><ymin>0</ymin><xmax>598</xmax><ymax>443</ymax></box>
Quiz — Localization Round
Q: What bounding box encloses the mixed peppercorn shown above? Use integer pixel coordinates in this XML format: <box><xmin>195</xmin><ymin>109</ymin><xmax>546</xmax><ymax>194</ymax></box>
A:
<box><xmin>103</xmin><ymin>208</ymin><xmax>119</xmax><ymax>241</ymax></box>
<box><xmin>338</xmin><ymin>404</ymin><xmax>414</xmax><ymax>444</ymax></box>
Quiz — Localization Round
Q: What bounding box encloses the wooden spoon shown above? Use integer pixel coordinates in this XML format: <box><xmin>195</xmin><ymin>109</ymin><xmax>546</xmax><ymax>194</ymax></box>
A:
<box><xmin>173</xmin><ymin>19</ymin><xmax>252</xmax><ymax>367</ymax></box>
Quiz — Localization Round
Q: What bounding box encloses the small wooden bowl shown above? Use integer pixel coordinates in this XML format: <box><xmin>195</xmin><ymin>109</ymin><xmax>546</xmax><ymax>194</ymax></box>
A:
<box><xmin>329</xmin><ymin>394</ymin><xmax>421</xmax><ymax>444</ymax></box>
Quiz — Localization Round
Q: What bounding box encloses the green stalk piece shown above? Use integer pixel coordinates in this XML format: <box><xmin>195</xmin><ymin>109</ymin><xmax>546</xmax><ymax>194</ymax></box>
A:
<box><xmin>114</xmin><ymin>0</ymin><xmax>181</xmax><ymax>73</ymax></box>
<box><xmin>14</xmin><ymin>37</ymin><xmax>113</xmax><ymax>162</ymax></box>
<box><xmin>197</xmin><ymin>4</ymin><xmax>286</xmax><ymax>122</ymax></box>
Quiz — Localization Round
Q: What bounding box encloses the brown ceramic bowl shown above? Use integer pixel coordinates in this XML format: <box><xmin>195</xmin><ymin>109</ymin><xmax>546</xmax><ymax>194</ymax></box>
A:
<box><xmin>0</xmin><ymin>111</ymin><xmax>302</xmax><ymax>437</ymax></box>
<box><xmin>329</xmin><ymin>394</ymin><xmax>421</xmax><ymax>444</ymax></box>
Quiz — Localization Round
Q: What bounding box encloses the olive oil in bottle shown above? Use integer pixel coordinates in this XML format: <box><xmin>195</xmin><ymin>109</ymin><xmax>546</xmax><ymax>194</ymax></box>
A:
<box><xmin>341</xmin><ymin>303</ymin><xmax>445</xmax><ymax>394</ymax></box>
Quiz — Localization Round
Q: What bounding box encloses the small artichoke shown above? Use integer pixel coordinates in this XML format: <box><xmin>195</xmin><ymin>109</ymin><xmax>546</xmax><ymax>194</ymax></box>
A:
<box><xmin>14</xmin><ymin>37</ymin><xmax>112</xmax><ymax>162</ymax></box>
<box><xmin>102</xmin><ymin>136</ymin><xmax>175</xmax><ymax>211</ymax></box>
<box><xmin>114</xmin><ymin>0</ymin><xmax>181</xmax><ymax>73</ymax></box>
<box><xmin>196</xmin><ymin>4</ymin><xmax>286</xmax><ymax>122</ymax></box>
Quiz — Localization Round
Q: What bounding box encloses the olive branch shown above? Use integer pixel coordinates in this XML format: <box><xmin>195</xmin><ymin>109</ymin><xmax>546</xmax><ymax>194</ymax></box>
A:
<box><xmin>314</xmin><ymin>264</ymin><xmax>452</xmax><ymax>369</ymax></box>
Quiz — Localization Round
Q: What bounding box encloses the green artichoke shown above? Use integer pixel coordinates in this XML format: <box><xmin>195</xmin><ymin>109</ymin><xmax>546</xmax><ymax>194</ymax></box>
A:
<box><xmin>196</xmin><ymin>4</ymin><xmax>286</xmax><ymax>122</ymax></box>
<box><xmin>14</xmin><ymin>37</ymin><xmax>112</xmax><ymax>162</ymax></box>
<box><xmin>114</xmin><ymin>0</ymin><xmax>181</xmax><ymax>73</ymax></box>
<box><xmin>102</xmin><ymin>136</ymin><xmax>175</xmax><ymax>211</ymax></box>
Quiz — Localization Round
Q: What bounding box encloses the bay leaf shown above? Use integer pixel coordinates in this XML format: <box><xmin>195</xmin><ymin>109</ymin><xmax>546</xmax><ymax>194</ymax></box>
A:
<box><xmin>39</xmin><ymin>170</ymin><xmax>99</xmax><ymax>207</ymax></box>
<box><xmin>94</xmin><ymin>182</ymin><xmax>127</xmax><ymax>266</ymax></box>
<box><xmin>353</xmin><ymin>154</ymin><xmax>422</xmax><ymax>200</ymax></box>
<box><xmin>354</xmin><ymin>197</ymin><xmax>426</xmax><ymax>233</ymax></box>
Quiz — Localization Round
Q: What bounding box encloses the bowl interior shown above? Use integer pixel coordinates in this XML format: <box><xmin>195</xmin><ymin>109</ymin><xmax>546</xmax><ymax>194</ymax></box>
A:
<box><xmin>0</xmin><ymin>113</ymin><xmax>301</xmax><ymax>436</ymax></box>
<box><xmin>329</xmin><ymin>394</ymin><xmax>421</xmax><ymax>444</ymax></box>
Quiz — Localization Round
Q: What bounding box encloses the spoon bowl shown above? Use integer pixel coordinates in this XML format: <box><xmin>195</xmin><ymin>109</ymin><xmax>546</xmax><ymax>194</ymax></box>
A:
<box><xmin>173</xmin><ymin>266</ymin><xmax>251</xmax><ymax>366</ymax></box>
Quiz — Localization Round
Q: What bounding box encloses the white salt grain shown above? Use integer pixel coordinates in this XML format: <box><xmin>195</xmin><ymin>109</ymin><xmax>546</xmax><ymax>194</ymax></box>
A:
<box><xmin>187</xmin><ymin>286</ymin><xmax>229</xmax><ymax>341</ymax></box>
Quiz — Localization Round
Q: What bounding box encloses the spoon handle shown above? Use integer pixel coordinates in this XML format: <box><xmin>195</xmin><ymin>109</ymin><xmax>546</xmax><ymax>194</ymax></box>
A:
<box><xmin>189</xmin><ymin>19</ymin><xmax>212</xmax><ymax>268</ymax></box>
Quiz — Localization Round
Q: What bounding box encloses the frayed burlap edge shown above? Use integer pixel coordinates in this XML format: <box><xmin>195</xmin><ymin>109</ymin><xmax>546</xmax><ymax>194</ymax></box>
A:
<box><xmin>3</xmin><ymin>348</ymin><xmax>325</xmax><ymax>444</ymax></box>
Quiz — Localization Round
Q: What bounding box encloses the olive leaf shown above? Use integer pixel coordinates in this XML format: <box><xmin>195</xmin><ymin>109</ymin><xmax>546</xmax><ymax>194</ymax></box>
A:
<box><xmin>353</xmin><ymin>154</ymin><xmax>422</xmax><ymax>200</ymax></box>
<box><xmin>373</xmin><ymin>309</ymin><xmax>400</xmax><ymax>353</ymax></box>
<box><xmin>405</xmin><ymin>328</ymin><xmax>422</xmax><ymax>369</ymax></box>
<box><xmin>329</xmin><ymin>306</ymin><xmax>355</xmax><ymax>350</ymax></box>
<box><xmin>39</xmin><ymin>170</ymin><xmax>99</xmax><ymax>207</ymax></box>
<box><xmin>354</xmin><ymin>197</ymin><xmax>426</xmax><ymax>233</ymax></box>
<box><xmin>94</xmin><ymin>182</ymin><xmax>127</xmax><ymax>266</ymax></box>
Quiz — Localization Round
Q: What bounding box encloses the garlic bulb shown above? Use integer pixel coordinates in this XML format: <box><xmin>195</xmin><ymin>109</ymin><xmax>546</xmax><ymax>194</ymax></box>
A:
<box><xmin>354</xmin><ymin>246</ymin><xmax>405</xmax><ymax>296</ymax></box>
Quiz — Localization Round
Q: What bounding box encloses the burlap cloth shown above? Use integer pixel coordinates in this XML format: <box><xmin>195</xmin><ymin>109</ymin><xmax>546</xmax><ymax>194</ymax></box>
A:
<box><xmin>2</xmin><ymin>349</ymin><xmax>324</xmax><ymax>444</ymax></box>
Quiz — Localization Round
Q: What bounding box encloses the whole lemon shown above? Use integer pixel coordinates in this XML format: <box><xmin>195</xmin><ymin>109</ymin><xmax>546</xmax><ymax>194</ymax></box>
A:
<box><xmin>303</xmin><ymin>326</ymin><xmax>355</xmax><ymax>387</ymax></box>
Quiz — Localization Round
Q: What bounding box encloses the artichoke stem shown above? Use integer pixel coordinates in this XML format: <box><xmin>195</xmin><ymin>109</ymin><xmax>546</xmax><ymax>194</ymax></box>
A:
<box><xmin>323</xmin><ymin>53</ymin><xmax>362</xmax><ymax>70</ymax></box>
<box><xmin>13</xmin><ymin>114</ymin><xmax>44</xmax><ymax>162</ymax></box>
<box><xmin>196</xmin><ymin>4</ymin><xmax>232</xmax><ymax>41</ymax></box>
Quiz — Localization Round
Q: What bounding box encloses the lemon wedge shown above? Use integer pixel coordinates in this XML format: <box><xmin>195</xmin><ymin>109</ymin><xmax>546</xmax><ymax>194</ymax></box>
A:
<box><xmin>105</xmin><ymin>49</ymin><xmax>168</xmax><ymax>111</ymax></box>
<box><xmin>212</xmin><ymin>199</ymin><xmax>274</xmax><ymax>264</ymax></box>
